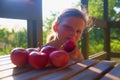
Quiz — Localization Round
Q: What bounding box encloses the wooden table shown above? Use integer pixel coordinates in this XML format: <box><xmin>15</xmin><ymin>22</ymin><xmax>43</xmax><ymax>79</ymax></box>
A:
<box><xmin>0</xmin><ymin>55</ymin><xmax>120</xmax><ymax>80</ymax></box>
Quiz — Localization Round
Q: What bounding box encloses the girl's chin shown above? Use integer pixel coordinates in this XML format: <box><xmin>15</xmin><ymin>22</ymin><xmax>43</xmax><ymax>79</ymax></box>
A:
<box><xmin>66</xmin><ymin>38</ymin><xmax>72</xmax><ymax>40</ymax></box>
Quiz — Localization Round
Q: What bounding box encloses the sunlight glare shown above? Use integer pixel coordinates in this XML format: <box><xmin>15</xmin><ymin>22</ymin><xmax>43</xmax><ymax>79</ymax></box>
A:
<box><xmin>0</xmin><ymin>18</ymin><xmax>27</xmax><ymax>32</ymax></box>
<box><xmin>42</xmin><ymin>0</ymin><xmax>80</xmax><ymax>19</ymax></box>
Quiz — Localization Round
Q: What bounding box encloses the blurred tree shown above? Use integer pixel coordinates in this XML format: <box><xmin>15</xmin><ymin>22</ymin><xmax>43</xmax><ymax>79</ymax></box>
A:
<box><xmin>88</xmin><ymin>0</ymin><xmax>120</xmax><ymax>20</ymax></box>
<box><xmin>43</xmin><ymin>11</ymin><xmax>58</xmax><ymax>44</ymax></box>
<box><xmin>88</xmin><ymin>0</ymin><xmax>120</xmax><ymax>54</ymax></box>
<box><xmin>108</xmin><ymin>0</ymin><xmax>120</xmax><ymax>21</ymax></box>
<box><xmin>0</xmin><ymin>27</ymin><xmax>27</xmax><ymax>55</ymax></box>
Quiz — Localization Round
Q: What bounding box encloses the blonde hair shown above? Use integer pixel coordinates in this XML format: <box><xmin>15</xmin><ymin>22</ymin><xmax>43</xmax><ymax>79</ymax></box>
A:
<box><xmin>55</xmin><ymin>8</ymin><xmax>87</xmax><ymax>25</ymax></box>
<box><xmin>46</xmin><ymin>33</ymin><xmax>55</xmax><ymax>43</ymax></box>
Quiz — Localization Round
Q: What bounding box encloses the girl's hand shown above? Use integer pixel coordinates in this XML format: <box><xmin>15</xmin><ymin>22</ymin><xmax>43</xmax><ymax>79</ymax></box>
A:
<box><xmin>68</xmin><ymin>47</ymin><xmax>84</xmax><ymax>59</ymax></box>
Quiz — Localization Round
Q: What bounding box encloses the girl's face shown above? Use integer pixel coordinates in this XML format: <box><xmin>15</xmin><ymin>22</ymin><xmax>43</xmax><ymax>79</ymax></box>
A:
<box><xmin>54</xmin><ymin>17</ymin><xmax>85</xmax><ymax>44</ymax></box>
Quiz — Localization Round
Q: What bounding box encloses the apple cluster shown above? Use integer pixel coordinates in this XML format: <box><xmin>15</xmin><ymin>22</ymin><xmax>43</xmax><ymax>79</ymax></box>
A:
<box><xmin>10</xmin><ymin>39</ymin><xmax>76</xmax><ymax>69</ymax></box>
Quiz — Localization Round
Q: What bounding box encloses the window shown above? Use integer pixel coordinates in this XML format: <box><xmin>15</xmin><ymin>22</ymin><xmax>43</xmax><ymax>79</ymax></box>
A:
<box><xmin>0</xmin><ymin>18</ymin><xmax>27</xmax><ymax>55</ymax></box>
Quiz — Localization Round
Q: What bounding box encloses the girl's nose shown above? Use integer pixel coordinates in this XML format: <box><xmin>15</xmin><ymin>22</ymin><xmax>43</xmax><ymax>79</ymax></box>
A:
<box><xmin>70</xmin><ymin>30</ymin><xmax>76</xmax><ymax>37</ymax></box>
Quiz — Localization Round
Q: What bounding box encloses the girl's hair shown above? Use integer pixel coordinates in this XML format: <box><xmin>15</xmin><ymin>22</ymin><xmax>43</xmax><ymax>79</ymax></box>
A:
<box><xmin>47</xmin><ymin>8</ymin><xmax>88</xmax><ymax>43</ymax></box>
<box><xmin>55</xmin><ymin>8</ymin><xmax>87</xmax><ymax>25</ymax></box>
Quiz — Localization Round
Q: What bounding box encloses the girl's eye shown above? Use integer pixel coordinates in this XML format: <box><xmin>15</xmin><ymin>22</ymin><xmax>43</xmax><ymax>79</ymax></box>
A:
<box><xmin>76</xmin><ymin>30</ymin><xmax>81</xmax><ymax>34</ymax></box>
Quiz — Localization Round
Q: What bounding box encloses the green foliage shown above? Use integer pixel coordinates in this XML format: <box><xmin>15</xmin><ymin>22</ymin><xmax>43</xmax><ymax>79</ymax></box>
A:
<box><xmin>111</xmin><ymin>40</ymin><xmax>120</xmax><ymax>52</ymax></box>
<box><xmin>88</xmin><ymin>28</ymin><xmax>104</xmax><ymax>55</ymax></box>
<box><xmin>88</xmin><ymin>0</ymin><xmax>120</xmax><ymax>20</ymax></box>
<box><xmin>43</xmin><ymin>12</ymin><xmax>58</xmax><ymax>31</ymax></box>
<box><xmin>0</xmin><ymin>28</ymin><xmax>27</xmax><ymax>55</ymax></box>
<box><xmin>108</xmin><ymin>0</ymin><xmax>120</xmax><ymax>20</ymax></box>
<box><xmin>43</xmin><ymin>12</ymin><xmax>58</xmax><ymax>44</ymax></box>
<box><xmin>0</xmin><ymin>28</ymin><xmax>11</xmax><ymax>43</ymax></box>
<box><xmin>88</xmin><ymin>0</ymin><xmax>104</xmax><ymax>19</ymax></box>
<box><xmin>13</xmin><ymin>29</ymin><xmax>27</xmax><ymax>48</ymax></box>
<box><xmin>110</xmin><ymin>28</ymin><xmax>120</xmax><ymax>52</ymax></box>
<box><xmin>43</xmin><ymin>30</ymin><xmax>48</xmax><ymax>45</ymax></box>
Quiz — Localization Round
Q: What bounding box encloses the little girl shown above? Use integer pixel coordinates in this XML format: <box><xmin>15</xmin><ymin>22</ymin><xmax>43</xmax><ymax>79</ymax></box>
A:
<box><xmin>45</xmin><ymin>8</ymin><xmax>87</xmax><ymax>59</ymax></box>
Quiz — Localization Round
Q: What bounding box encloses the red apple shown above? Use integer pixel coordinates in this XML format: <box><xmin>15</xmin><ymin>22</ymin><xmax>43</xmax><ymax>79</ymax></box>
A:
<box><xmin>40</xmin><ymin>45</ymin><xmax>57</xmax><ymax>55</ymax></box>
<box><xmin>10</xmin><ymin>47</ymin><xmax>29</xmax><ymax>67</ymax></box>
<box><xmin>63</xmin><ymin>39</ymin><xmax>76</xmax><ymax>52</ymax></box>
<box><xmin>40</xmin><ymin>46</ymin><xmax>58</xmax><ymax>67</ymax></box>
<box><xmin>49</xmin><ymin>50</ymin><xmax>70</xmax><ymax>67</ymax></box>
<box><xmin>29</xmin><ymin>51</ymin><xmax>48</xmax><ymax>69</ymax></box>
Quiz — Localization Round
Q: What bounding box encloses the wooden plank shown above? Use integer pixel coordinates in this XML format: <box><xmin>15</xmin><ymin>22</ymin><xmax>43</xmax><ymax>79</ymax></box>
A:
<box><xmin>0</xmin><ymin>55</ymin><xmax>15</xmax><ymax>71</ymax></box>
<box><xmin>2</xmin><ymin>67</ymin><xmax>53</xmax><ymax>80</ymax></box>
<box><xmin>69</xmin><ymin>61</ymin><xmax>115</xmax><ymax>80</ymax></box>
<box><xmin>81</xmin><ymin>0</ymin><xmax>89</xmax><ymax>60</ymax></box>
<box><xmin>110</xmin><ymin>52</ymin><xmax>120</xmax><ymax>58</ymax></box>
<box><xmin>36</xmin><ymin>60</ymin><xmax>98</xmax><ymax>80</ymax></box>
<box><xmin>87</xmin><ymin>17</ymin><xmax>120</xmax><ymax>28</ymax></box>
<box><xmin>59</xmin><ymin>60</ymin><xmax>98</xmax><ymax>80</ymax></box>
<box><xmin>0</xmin><ymin>63</ymin><xmax>16</xmax><ymax>71</ymax></box>
<box><xmin>0</xmin><ymin>55</ymin><xmax>11</xmax><ymax>66</ymax></box>
<box><xmin>1</xmin><ymin>59</ymin><xmax>82</xmax><ymax>80</ymax></box>
<box><xmin>0</xmin><ymin>55</ymin><xmax>10</xmax><ymax>60</ymax></box>
<box><xmin>0</xmin><ymin>0</ymin><xmax>42</xmax><ymax>20</ymax></box>
<box><xmin>91</xmin><ymin>17</ymin><xmax>107</xmax><ymax>28</ymax></box>
<box><xmin>81</xmin><ymin>31</ymin><xmax>89</xmax><ymax>59</ymax></box>
<box><xmin>108</xmin><ymin>21</ymin><xmax>120</xmax><ymax>28</ymax></box>
<box><xmin>0</xmin><ymin>65</ymin><xmax>33</xmax><ymax>79</ymax></box>
<box><xmin>89</xmin><ymin>51</ymin><xmax>107</xmax><ymax>60</ymax></box>
<box><xmin>1</xmin><ymin>55</ymin><xmax>119</xmax><ymax>80</ymax></box>
<box><xmin>0</xmin><ymin>55</ymin><xmax>10</xmax><ymax>58</ymax></box>
<box><xmin>0</xmin><ymin>60</ymin><xmax>11</xmax><ymax>66</ymax></box>
<box><xmin>27</xmin><ymin>19</ymin><xmax>43</xmax><ymax>47</ymax></box>
<box><xmin>27</xmin><ymin>20</ymin><xmax>37</xmax><ymax>47</ymax></box>
<box><xmin>101</xmin><ymin>64</ymin><xmax>120</xmax><ymax>80</ymax></box>
<box><xmin>36</xmin><ymin>20</ymin><xmax>43</xmax><ymax>47</ymax></box>
<box><xmin>1</xmin><ymin>66</ymin><xmax>54</xmax><ymax>80</ymax></box>
<box><xmin>28</xmin><ymin>59</ymin><xmax>83</xmax><ymax>80</ymax></box>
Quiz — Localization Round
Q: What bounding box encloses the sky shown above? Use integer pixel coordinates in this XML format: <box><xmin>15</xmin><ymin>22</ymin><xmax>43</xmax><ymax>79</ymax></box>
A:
<box><xmin>0</xmin><ymin>0</ymin><xmax>80</xmax><ymax>31</ymax></box>
<box><xmin>42</xmin><ymin>0</ymin><xmax>79</xmax><ymax>19</ymax></box>
<box><xmin>0</xmin><ymin>18</ymin><xmax>27</xmax><ymax>32</ymax></box>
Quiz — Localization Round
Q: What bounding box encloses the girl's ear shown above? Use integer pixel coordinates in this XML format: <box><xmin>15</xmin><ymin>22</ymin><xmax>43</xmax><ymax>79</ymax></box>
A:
<box><xmin>53</xmin><ymin>24</ymin><xmax>58</xmax><ymax>32</ymax></box>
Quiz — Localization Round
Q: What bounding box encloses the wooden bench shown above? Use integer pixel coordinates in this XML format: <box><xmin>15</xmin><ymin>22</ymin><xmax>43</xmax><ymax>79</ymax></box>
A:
<box><xmin>0</xmin><ymin>55</ymin><xmax>120</xmax><ymax>80</ymax></box>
